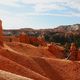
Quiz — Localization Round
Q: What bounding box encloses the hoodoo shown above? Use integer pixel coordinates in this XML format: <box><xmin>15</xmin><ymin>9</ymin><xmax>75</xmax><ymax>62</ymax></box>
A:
<box><xmin>69</xmin><ymin>43</ymin><xmax>78</xmax><ymax>60</ymax></box>
<box><xmin>0</xmin><ymin>20</ymin><xmax>3</xmax><ymax>46</ymax></box>
<box><xmin>19</xmin><ymin>32</ymin><xmax>30</xmax><ymax>44</ymax></box>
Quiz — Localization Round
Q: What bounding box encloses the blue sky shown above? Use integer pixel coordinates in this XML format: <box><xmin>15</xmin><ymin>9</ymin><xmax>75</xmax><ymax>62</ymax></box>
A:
<box><xmin>0</xmin><ymin>0</ymin><xmax>80</xmax><ymax>29</ymax></box>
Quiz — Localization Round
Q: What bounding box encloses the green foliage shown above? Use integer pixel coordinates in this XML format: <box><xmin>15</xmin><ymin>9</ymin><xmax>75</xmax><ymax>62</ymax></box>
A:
<box><xmin>44</xmin><ymin>31</ymin><xmax>80</xmax><ymax>48</ymax></box>
<box><xmin>45</xmin><ymin>35</ymin><xmax>50</xmax><ymax>42</ymax></box>
<box><xmin>74</xmin><ymin>36</ymin><xmax>80</xmax><ymax>47</ymax></box>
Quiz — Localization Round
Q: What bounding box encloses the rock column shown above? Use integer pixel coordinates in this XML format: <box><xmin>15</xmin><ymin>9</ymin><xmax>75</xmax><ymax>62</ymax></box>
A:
<box><xmin>69</xmin><ymin>43</ymin><xmax>78</xmax><ymax>60</ymax></box>
<box><xmin>19</xmin><ymin>32</ymin><xmax>30</xmax><ymax>44</ymax></box>
<box><xmin>0</xmin><ymin>20</ymin><xmax>3</xmax><ymax>46</ymax></box>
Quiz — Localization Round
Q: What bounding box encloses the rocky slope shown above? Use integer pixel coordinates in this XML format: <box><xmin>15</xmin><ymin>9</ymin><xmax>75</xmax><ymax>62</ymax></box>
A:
<box><xmin>0</xmin><ymin>42</ymin><xmax>80</xmax><ymax>80</ymax></box>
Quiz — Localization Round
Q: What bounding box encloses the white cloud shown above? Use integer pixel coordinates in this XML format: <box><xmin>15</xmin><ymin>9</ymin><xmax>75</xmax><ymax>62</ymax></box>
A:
<box><xmin>21</xmin><ymin>0</ymin><xmax>49</xmax><ymax>4</ymax></box>
<box><xmin>14</xmin><ymin>11</ymin><xmax>80</xmax><ymax>17</ymax></box>
<box><xmin>66</xmin><ymin>0</ymin><xmax>80</xmax><ymax>11</ymax></box>
<box><xmin>0</xmin><ymin>0</ymin><xmax>80</xmax><ymax>13</ymax></box>
<box><xmin>0</xmin><ymin>0</ymin><xmax>80</xmax><ymax>11</ymax></box>
<box><xmin>21</xmin><ymin>0</ymin><xmax>67</xmax><ymax>12</ymax></box>
<box><xmin>20</xmin><ymin>0</ymin><xmax>80</xmax><ymax>13</ymax></box>
<box><xmin>21</xmin><ymin>0</ymin><xmax>67</xmax><ymax>4</ymax></box>
<box><xmin>0</xmin><ymin>0</ymin><xmax>15</xmax><ymax>4</ymax></box>
<box><xmin>0</xmin><ymin>0</ymin><xmax>20</xmax><ymax>7</ymax></box>
<box><xmin>34</xmin><ymin>4</ymin><xmax>65</xmax><ymax>12</ymax></box>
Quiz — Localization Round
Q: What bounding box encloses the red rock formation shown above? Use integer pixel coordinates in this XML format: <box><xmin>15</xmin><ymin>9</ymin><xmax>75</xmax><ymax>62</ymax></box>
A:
<box><xmin>38</xmin><ymin>38</ymin><xmax>47</xmax><ymax>46</ymax></box>
<box><xmin>77</xmin><ymin>50</ymin><xmax>80</xmax><ymax>60</ymax></box>
<box><xmin>29</xmin><ymin>36</ymin><xmax>47</xmax><ymax>46</ymax></box>
<box><xmin>4</xmin><ymin>36</ymin><xmax>19</xmax><ymax>42</ymax></box>
<box><xmin>69</xmin><ymin>43</ymin><xmax>78</xmax><ymax>60</ymax></box>
<box><xmin>48</xmin><ymin>44</ymin><xmax>65</xmax><ymax>59</ymax></box>
<box><xmin>37</xmin><ymin>36</ymin><xmax>47</xmax><ymax>46</ymax></box>
<box><xmin>29</xmin><ymin>36</ymin><xmax>39</xmax><ymax>44</ymax></box>
<box><xmin>0</xmin><ymin>20</ymin><xmax>3</xmax><ymax>46</ymax></box>
<box><xmin>1</xmin><ymin>41</ymin><xmax>80</xmax><ymax>80</ymax></box>
<box><xmin>19</xmin><ymin>32</ymin><xmax>30</xmax><ymax>44</ymax></box>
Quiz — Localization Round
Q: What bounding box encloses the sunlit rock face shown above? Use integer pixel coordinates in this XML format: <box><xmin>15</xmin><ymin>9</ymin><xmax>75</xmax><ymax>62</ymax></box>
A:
<box><xmin>0</xmin><ymin>20</ymin><xmax>3</xmax><ymax>46</ymax></box>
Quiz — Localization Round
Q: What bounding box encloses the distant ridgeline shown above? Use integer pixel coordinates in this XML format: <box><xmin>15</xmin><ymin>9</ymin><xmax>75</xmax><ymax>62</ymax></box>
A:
<box><xmin>3</xmin><ymin>24</ymin><xmax>80</xmax><ymax>47</ymax></box>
